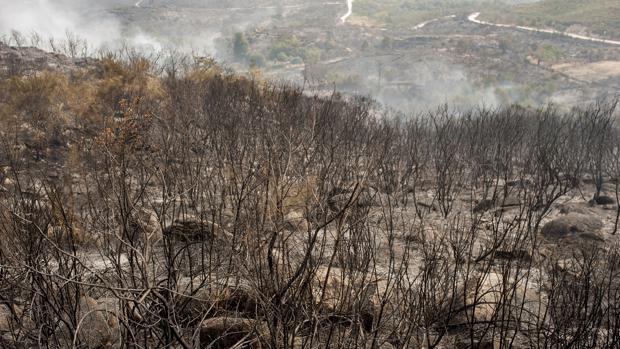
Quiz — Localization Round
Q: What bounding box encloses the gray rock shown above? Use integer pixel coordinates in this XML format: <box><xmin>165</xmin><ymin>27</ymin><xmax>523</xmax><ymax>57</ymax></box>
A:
<box><xmin>541</xmin><ymin>213</ymin><xmax>603</xmax><ymax>241</ymax></box>
<box><xmin>0</xmin><ymin>44</ymin><xmax>92</xmax><ymax>76</ymax></box>
<box><xmin>592</xmin><ymin>195</ymin><xmax>616</xmax><ymax>205</ymax></box>
<box><xmin>178</xmin><ymin>276</ymin><xmax>262</xmax><ymax>318</ymax></box>
<box><xmin>328</xmin><ymin>187</ymin><xmax>378</xmax><ymax>211</ymax></box>
<box><xmin>0</xmin><ymin>305</ymin><xmax>15</xmax><ymax>333</ymax></box>
<box><xmin>283</xmin><ymin>210</ymin><xmax>309</xmax><ymax>232</ymax></box>
<box><xmin>74</xmin><ymin>296</ymin><xmax>120</xmax><ymax>348</ymax></box>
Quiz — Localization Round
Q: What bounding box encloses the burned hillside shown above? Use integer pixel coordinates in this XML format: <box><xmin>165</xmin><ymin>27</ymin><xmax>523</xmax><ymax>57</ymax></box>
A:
<box><xmin>0</xmin><ymin>48</ymin><xmax>620</xmax><ymax>348</ymax></box>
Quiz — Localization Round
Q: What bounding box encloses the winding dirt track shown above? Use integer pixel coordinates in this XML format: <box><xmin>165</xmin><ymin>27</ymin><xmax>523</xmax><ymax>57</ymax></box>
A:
<box><xmin>468</xmin><ymin>12</ymin><xmax>620</xmax><ymax>46</ymax></box>
<box><xmin>133</xmin><ymin>1</ymin><xmax>343</xmax><ymax>11</ymax></box>
<box><xmin>413</xmin><ymin>15</ymin><xmax>456</xmax><ymax>30</ymax></box>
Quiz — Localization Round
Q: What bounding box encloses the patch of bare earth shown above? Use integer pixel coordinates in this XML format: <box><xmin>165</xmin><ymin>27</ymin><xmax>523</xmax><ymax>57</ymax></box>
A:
<box><xmin>552</xmin><ymin>60</ymin><xmax>620</xmax><ymax>82</ymax></box>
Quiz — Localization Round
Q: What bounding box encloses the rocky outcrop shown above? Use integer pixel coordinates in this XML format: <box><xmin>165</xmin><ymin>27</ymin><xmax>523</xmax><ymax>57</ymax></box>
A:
<box><xmin>463</xmin><ymin>272</ymin><xmax>542</xmax><ymax>325</ymax></box>
<box><xmin>541</xmin><ymin>213</ymin><xmax>604</xmax><ymax>242</ymax></box>
<box><xmin>0</xmin><ymin>44</ymin><xmax>92</xmax><ymax>77</ymax></box>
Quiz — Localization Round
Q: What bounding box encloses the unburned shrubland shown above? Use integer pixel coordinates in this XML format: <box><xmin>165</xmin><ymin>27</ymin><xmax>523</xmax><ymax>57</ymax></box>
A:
<box><xmin>0</xmin><ymin>51</ymin><xmax>619</xmax><ymax>348</ymax></box>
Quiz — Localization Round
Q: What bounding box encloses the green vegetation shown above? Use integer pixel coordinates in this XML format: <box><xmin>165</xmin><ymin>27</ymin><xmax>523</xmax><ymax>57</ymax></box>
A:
<box><xmin>248</xmin><ymin>53</ymin><xmax>266</xmax><ymax>68</ymax></box>
<box><xmin>233</xmin><ymin>32</ymin><xmax>249</xmax><ymax>60</ymax></box>
<box><xmin>380</xmin><ymin>36</ymin><xmax>393</xmax><ymax>50</ymax></box>
<box><xmin>268</xmin><ymin>36</ymin><xmax>322</xmax><ymax>64</ymax></box>
<box><xmin>532</xmin><ymin>43</ymin><xmax>564</xmax><ymax>63</ymax></box>
<box><xmin>323</xmin><ymin>71</ymin><xmax>363</xmax><ymax>89</ymax></box>
<box><xmin>268</xmin><ymin>36</ymin><xmax>302</xmax><ymax>62</ymax></box>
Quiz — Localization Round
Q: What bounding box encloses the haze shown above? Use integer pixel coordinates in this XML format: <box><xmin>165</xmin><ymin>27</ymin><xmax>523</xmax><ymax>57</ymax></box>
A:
<box><xmin>1</xmin><ymin>0</ymin><xmax>618</xmax><ymax>111</ymax></box>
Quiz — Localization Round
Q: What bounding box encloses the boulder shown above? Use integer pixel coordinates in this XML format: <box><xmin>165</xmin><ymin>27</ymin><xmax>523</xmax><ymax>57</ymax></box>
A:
<box><xmin>74</xmin><ymin>296</ymin><xmax>120</xmax><ymax>348</ymax></box>
<box><xmin>558</xmin><ymin>203</ymin><xmax>591</xmax><ymax>215</ymax></box>
<box><xmin>328</xmin><ymin>187</ymin><xmax>377</xmax><ymax>212</ymax></box>
<box><xmin>465</xmin><ymin>272</ymin><xmax>504</xmax><ymax>323</ymax></box>
<box><xmin>581</xmin><ymin>174</ymin><xmax>596</xmax><ymax>185</ymax></box>
<box><xmin>200</xmin><ymin>317</ymin><xmax>268</xmax><ymax>349</ymax></box>
<box><xmin>177</xmin><ymin>277</ymin><xmax>262</xmax><ymax>318</ymax></box>
<box><xmin>283</xmin><ymin>210</ymin><xmax>309</xmax><ymax>232</ymax></box>
<box><xmin>311</xmin><ymin>267</ymin><xmax>367</xmax><ymax>312</ymax></box>
<box><xmin>464</xmin><ymin>272</ymin><xmax>541</xmax><ymax>324</ymax></box>
<box><xmin>0</xmin><ymin>176</ymin><xmax>14</xmax><ymax>191</ymax></box>
<box><xmin>0</xmin><ymin>305</ymin><xmax>14</xmax><ymax>333</ymax></box>
<box><xmin>312</xmin><ymin>266</ymin><xmax>350</xmax><ymax>312</ymax></box>
<box><xmin>310</xmin><ymin>266</ymin><xmax>381</xmax><ymax>330</ymax></box>
<box><xmin>541</xmin><ymin>213</ymin><xmax>603</xmax><ymax>241</ymax></box>
<box><xmin>591</xmin><ymin>195</ymin><xmax>616</xmax><ymax>205</ymax></box>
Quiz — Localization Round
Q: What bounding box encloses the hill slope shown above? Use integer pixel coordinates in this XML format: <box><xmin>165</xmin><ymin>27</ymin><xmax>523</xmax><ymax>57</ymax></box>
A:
<box><xmin>1</xmin><ymin>46</ymin><xmax>620</xmax><ymax>348</ymax></box>
<box><xmin>483</xmin><ymin>0</ymin><xmax>620</xmax><ymax>39</ymax></box>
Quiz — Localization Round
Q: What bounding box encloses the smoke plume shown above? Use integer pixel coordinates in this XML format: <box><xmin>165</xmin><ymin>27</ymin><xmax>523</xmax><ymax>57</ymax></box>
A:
<box><xmin>0</xmin><ymin>0</ymin><xmax>122</xmax><ymax>50</ymax></box>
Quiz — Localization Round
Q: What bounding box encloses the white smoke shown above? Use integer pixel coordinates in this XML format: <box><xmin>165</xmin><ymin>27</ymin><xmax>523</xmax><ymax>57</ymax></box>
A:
<box><xmin>0</xmin><ymin>0</ymin><xmax>163</xmax><ymax>54</ymax></box>
<box><xmin>340</xmin><ymin>0</ymin><xmax>354</xmax><ymax>23</ymax></box>
<box><xmin>0</xmin><ymin>0</ymin><xmax>120</xmax><ymax>49</ymax></box>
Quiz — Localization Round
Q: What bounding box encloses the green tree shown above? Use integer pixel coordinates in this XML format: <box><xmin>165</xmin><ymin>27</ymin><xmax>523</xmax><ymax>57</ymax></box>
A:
<box><xmin>233</xmin><ymin>32</ymin><xmax>249</xmax><ymax>60</ymax></box>
<box><xmin>380</xmin><ymin>36</ymin><xmax>392</xmax><ymax>50</ymax></box>
<box><xmin>498</xmin><ymin>39</ymin><xmax>509</xmax><ymax>54</ymax></box>
<box><xmin>249</xmin><ymin>53</ymin><xmax>266</xmax><ymax>68</ymax></box>
<box><xmin>302</xmin><ymin>48</ymin><xmax>321</xmax><ymax>65</ymax></box>
<box><xmin>361</xmin><ymin>40</ymin><xmax>370</xmax><ymax>51</ymax></box>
